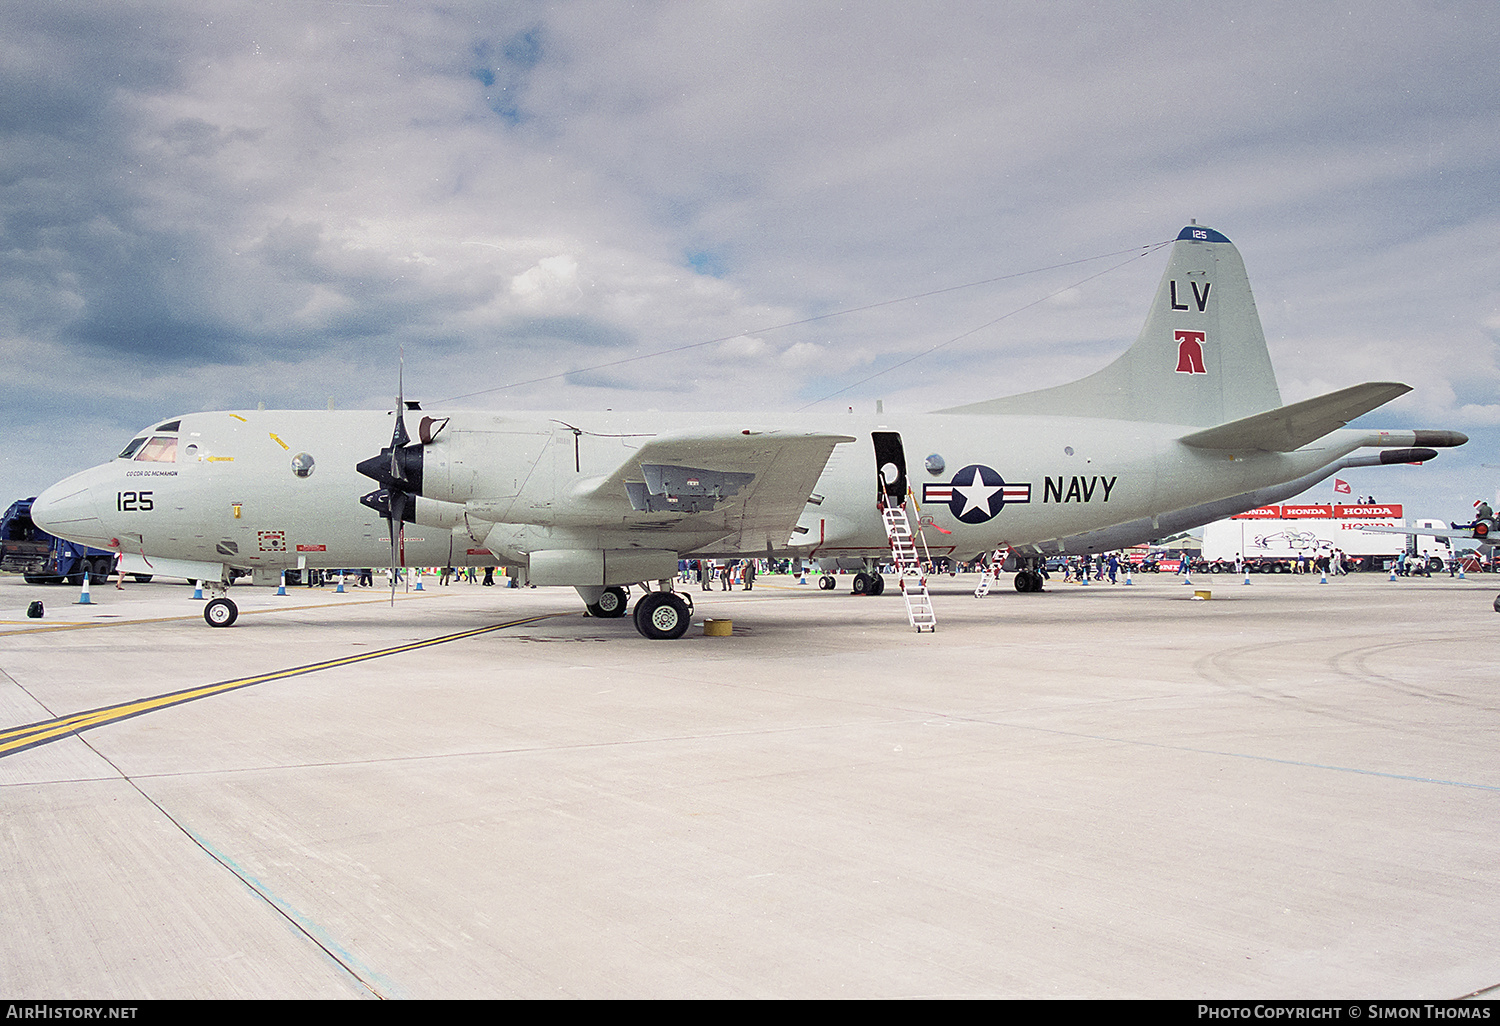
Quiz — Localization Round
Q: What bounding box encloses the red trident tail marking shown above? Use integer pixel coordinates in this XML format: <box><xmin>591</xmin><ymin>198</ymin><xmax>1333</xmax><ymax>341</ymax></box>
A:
<box><xmin>1175</xmin><ymin>330</ymin><xmax>1207</xmax><ymax>374</ymax></box>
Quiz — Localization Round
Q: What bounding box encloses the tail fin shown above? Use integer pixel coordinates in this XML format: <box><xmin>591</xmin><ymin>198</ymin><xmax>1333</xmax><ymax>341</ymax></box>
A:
<box><xmin>935</xmin><ymin>225</ymin><xmax>1282</xmax><ymax>425</ymax></box>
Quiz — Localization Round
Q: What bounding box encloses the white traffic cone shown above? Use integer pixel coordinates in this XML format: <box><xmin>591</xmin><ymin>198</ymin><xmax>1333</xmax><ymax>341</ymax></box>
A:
<box><xmin>276</xmin><ymin>571</ymin><xmax>287</xmax><ymax>596</ymax></box>
<box><xmin>76</xmin><ymin>572</ymin><xmax>92</xmax><ymax>605</ymax></box>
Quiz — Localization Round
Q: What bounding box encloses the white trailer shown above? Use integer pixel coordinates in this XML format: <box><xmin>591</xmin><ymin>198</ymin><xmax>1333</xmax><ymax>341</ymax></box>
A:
<box><xmin>1201</xmin><ymin>504</ymin><xmax>1452</xmax><ymax>572</ymax></box>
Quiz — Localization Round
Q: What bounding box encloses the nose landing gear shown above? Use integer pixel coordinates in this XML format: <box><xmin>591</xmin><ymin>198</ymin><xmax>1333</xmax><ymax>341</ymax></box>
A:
<box><xmin>201</xmin><ymin>573</ymin><xmax>238</xmax><ymax>627</ymax></box>
<box><xmin>204</xmin><ymin>597</ymin><xmax>238</xmax><ymax>627</ymax></box>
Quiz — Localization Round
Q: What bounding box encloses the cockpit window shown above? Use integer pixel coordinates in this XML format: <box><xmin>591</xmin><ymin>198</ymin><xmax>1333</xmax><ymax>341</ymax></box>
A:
<box><xmin>118</xmin><ymin>437</ymin><xmax>149</xmax><ymax>460</ymax></box>
<box><xmin>134</xmin><ymin>436</ymin><xmax>178</xmax><ymax>462</ymax></box>
<box><xmin>155</xmin><ymin>419</ymin><xmax>181</xmax><ymax>432</ymax></box>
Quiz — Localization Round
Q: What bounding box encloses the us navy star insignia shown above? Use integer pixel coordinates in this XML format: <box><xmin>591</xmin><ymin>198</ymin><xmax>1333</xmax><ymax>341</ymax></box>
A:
<box><xmin>922</xmin><ymin>465</ymin><xmax>1031</xmax><ymax>524</ymax></box>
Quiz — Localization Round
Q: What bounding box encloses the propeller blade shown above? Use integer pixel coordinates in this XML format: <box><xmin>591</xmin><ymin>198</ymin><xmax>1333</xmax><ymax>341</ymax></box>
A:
<box><xmin>355</xmin><ymin>349</ymin><xmax>428</xmax><ymax>608</ymax></box>
<box><xmin>389</xmin><ymin>488</ymin><xmax>409</xmax><ymax>606</ymax></box>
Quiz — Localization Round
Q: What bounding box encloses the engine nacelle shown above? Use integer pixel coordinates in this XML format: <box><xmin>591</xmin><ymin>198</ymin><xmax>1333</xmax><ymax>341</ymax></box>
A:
<box><xmin>528</xmin><ymin>548</ymin><xmax>678</xmax><ymax>587</ymax></box>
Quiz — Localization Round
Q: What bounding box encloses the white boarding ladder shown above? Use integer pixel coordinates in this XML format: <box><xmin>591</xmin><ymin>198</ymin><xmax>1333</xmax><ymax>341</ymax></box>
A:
<box><xmin>882</xmin><ymin>504</ymin><xmax>936</xmax><ymax>632</ymax></box>
<box><xmin>974</xmin><ymin>546</ymin><xmax>1008</xmax><ymax>598</ymax></box>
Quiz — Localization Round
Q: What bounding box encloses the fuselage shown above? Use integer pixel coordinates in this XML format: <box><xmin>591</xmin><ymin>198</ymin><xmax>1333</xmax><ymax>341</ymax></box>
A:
<box><xmin>33</xmin><ymin>405</ymin><xmax>1367</xmax><ymax>576</ymax></box>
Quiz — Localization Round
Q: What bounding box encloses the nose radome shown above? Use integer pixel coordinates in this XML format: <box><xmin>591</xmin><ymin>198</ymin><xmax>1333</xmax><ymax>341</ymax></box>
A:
<box><xmin>32</xmin><ymin>473</ymin><xmax>114</xmax><ymax>548</ymax></box>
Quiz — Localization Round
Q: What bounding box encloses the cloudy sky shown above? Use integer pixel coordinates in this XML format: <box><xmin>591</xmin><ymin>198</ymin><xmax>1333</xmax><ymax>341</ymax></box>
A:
<box><xmin>3</xmin><ymin>0</ymin><xmax>1497</xmax><ymax>523</ymax></box>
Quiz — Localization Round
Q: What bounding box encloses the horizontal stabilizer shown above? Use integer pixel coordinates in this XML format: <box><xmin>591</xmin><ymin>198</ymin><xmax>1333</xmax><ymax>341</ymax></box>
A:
<box><xmin>1178</xmin><ymin>382</ymin><xmax>1410</xmax><ymax>452</ymax></box>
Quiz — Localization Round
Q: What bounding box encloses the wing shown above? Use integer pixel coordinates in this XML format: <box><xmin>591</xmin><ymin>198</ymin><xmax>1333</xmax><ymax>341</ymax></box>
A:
<box><xmin>574</xmin><ymin>428</ymin><xmax>856</xmax><ymax>551</ymax></box>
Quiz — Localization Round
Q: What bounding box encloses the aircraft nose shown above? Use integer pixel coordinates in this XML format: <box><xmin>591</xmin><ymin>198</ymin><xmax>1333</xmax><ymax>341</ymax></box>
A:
<box><xmin>32</xmin><ymin>473</ymin><xmax>115</xmax><ymax>548</ymax></box>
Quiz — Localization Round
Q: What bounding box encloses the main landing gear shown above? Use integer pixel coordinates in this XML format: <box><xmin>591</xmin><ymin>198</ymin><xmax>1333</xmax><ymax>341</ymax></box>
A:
<box><xmin>584</xmin><ymin>583</ymin><xmax>694</xmax><ymax>638</ymax></box>
<box><xmin>585</xmin><ymin>586</ymin><xmax>630</xmax><ymax>618</ymax></box>
<box><xmin>1012</xmin><ymin>556</ymin><xmax>1046</xmax><ymax>593</ymax></box>
<box><xmin>851</xmin><ymin>571</ymin><xmax>886</xmax><ymax>596</ymax></box>
<box><xmin>1013</xmin><ymin>570</ymin><xmax>1044</xmax><ymax>592</ymax></box>
<box><xmin>632</xmin><ymin>590</ymin><xmax>693</xmax><ymax>640</ymax></box>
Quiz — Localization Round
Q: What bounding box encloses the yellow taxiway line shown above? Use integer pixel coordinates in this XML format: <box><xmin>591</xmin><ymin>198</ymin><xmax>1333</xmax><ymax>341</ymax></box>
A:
<box><xmin>0</xmin><ymin>612</ymin><xmax>564</xmax><ymax>759</ymax></box>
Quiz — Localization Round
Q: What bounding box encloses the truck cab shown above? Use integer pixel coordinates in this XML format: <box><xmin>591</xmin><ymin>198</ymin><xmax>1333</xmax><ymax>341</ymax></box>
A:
<box><xmin>1</xmin><ymin>497</ymin><xmax>118</xmax><ymax>584</ymax></box>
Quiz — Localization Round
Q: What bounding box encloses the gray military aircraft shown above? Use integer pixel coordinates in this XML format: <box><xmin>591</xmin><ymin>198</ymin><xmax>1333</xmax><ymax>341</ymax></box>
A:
<box><xmin>32</xmin><ymin>225</ymin><xmax>1467</xmax><ymax>637</ymax></box>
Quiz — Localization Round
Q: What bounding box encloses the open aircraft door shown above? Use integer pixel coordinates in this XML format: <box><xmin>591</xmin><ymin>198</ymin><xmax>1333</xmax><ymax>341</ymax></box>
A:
<box><xmin>872</xmin><ymin>431</ymin><xmax>908</xmax><ymax>508</ymax></box>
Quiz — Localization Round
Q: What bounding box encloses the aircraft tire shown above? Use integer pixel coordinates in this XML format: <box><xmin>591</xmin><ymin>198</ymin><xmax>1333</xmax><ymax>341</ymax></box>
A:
<box><xmin>869</xmin><ymin>573</ymin><xmax>885</xmax><ymax>596</ymax></box>
<box><xmin>633</xmin><ymin>592</ymin><xmax>690</xmax><ymax>640</ymax></box>
<box><xmin>818</xmin><ymin>575</ymin><xmax>836</xmax><ymax>590</ymax></box>
<box><xmin>591</xmin><ymin>586</ymin><xmax>629</xmax><ymax>618</ymax></box>
<box><xmin>204</xmin><ymin>598</ymin><xmax>238</xmax><ymax>628</ymax></box>
<box><xmin>851</xmin><ymin>572</ymin><xmax>872</xmax><ymax>595</ymax></box>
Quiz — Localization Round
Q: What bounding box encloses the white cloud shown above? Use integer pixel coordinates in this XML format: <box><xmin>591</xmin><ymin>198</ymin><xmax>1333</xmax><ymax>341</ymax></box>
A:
<box><xmin>510</xmin><ymin>255</ymin><xmax>582</xmax><ymax>308</ymax></box>
<box><xmin>3</xmin><ymin>0</ymin><xmax>1499</xmax><ymax>521</ymax></box>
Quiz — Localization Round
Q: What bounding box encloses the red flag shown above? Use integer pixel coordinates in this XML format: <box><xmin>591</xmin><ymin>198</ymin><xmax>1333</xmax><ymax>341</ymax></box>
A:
<box><xmin>1333</xmin><ymin>479</ymin><xmax>1351</xmax><ymax>494</ymax></box>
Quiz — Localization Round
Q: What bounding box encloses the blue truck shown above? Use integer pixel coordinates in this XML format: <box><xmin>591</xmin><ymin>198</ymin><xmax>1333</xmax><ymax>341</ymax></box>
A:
<box><xmin>0</xmin><ymin>497</ymin><xmax>134</xmax><ymax>584</ymax></box>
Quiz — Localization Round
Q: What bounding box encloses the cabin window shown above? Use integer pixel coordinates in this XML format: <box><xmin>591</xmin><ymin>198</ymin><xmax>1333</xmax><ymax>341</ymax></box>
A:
<box><xmin>134</xmin><ymin>436</ymin><xmax>178</xmax><ymax>463</ymax></box>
